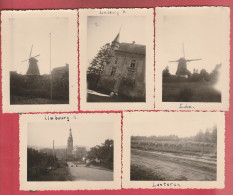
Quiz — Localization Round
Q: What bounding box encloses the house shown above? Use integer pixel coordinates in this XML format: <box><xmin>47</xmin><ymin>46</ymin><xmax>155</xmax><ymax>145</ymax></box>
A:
<box><xmin>97</xmin><ymin>32</ymin><xmax>146</xmax><ymax>101</ymax></box>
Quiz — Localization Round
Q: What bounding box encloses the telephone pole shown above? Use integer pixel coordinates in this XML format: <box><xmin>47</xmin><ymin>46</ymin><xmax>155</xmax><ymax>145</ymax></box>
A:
<box><xmin>50</xmin><ymin>33</ymin><xmax>53</xmax><ymax>100</ymax></box>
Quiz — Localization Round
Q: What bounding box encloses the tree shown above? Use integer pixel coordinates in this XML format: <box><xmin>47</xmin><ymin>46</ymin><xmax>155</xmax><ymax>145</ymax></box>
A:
<box><xmin>87</xmin><ymin>43</ymin><xmax>112</xmax><ymax>75</ymax></box>
<box><xmin>87</xmin><ymin>139</ymin><xmax>114</xmax><ymax>163</ymax></box>
<box><xmin>162</xmin><ymin>66</ymin><xmax>170</xmax><ymax>77</ymax></box>
<box><xmin>200</xmin><ymin>69</ymin><xmax>209</xmax><ymax>81</ymax></box>
<box><xmin>209</xmin><ymin>64</ymin><xmax>221</xmax><ymax>83</ymax></box>
<box><xmin>211</xmin><ymin>125</ymin><xmax>217</xmax><ymax>144</ymax></box>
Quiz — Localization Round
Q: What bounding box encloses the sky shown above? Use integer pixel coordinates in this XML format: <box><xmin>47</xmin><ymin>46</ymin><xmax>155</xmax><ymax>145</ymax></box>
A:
<box><xmin>156</xmin><ymin>7</ymin><xmax>230</xmax><ymax>75</ymax></box>
<box><xmin>8</xmin><ymin>17</ymin><xmax>71</xmax><ymax>75</ymax></box>
<box><xmin>128</xmin><ymin>112</ymin><xmax>217</xmax><ymax>138</ymax></box>
<box><xmin>87</xmin><ymin>16</ymin><xmax>146</xmax><ymax>64</ymax></box>
<box><xmin>27</xmin><ymin>121</ymin><xmax>114</xmax><ymax>149</ymax></box>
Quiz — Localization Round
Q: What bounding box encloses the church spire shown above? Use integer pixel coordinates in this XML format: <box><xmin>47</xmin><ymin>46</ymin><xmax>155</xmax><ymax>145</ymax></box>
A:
<box><xmin>68</xmin><ymin>127</ymin><xmax>73</xmax><ymax>141</ymax></box>
<box><xmin>111</xmin><ymin>31</ymin><xmax>120</xmax><ymax>52</ymax></box>
<box><xmin>113</xmin><ymin>32</ymin><xmax>120</xmax><ymax>43</ymax></box>
<box><xmin>67</xmin><ymin>127</ymin><xmax>73</xmax><ymax>158</ymax></box>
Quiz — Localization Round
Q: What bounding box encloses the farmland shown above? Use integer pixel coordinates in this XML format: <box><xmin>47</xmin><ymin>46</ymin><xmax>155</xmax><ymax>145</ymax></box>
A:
<box><xmin>130</xmin><ymin>125</ymin><xmax>217</xmax><ymax>181</ymax></box>
<box><xmin>131</xmin><ymin>140</ymin><xmax>216</xmax><ymax>157</ymax></box>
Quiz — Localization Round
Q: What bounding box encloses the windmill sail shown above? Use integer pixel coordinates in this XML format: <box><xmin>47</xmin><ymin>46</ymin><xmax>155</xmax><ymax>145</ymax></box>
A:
<box><xmin>186</xmin><ymin>59</ymin><xmax>202</xmax><ymax>62</ymax></box>
<box><xmin>169</xmin><ymin>44</ymin><xmax>202</xmax><ymax>77</ymax></box>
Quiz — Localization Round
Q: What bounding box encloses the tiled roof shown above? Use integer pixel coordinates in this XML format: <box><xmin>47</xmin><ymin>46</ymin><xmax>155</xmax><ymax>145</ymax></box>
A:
<box><xmin>117</xmin><ymin>42</ymin><xmax>146</xmax><ymax>55</ymax></box>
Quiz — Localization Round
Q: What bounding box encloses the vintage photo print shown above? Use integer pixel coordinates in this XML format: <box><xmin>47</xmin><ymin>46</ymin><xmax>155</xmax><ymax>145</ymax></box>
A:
<box><xmin>79</xmin><ymin>8</ymin><xmax>154</xmax><ymax>111</ymax></box>
<box><xmin>123</xmin><ymin>111</ymin><xmax>225</xmax><ymax>189</ymax></box>
<box><xmin>1</xmin><ymin>10</ymin><xmax>78</xmax><ymax>113</ymax></box>
<box><xmin>155</xmin><ymin>7</ymin><xmax>230</xmax><ymax>111</ymax></box>
<box><xmin>19</xmin><ymin>113</ymin><xmax>121</xmax><ymax>190</ymax></box>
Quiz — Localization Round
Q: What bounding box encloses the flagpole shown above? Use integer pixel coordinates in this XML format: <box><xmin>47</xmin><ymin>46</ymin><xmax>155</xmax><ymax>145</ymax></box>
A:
<box><xmin>50</xmin><ymin>33</ymin><xmax>53</xmax><ymax>100</ymax></box>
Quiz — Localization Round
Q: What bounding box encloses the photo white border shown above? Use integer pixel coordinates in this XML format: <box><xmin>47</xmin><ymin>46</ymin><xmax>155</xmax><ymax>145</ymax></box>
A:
<box><xmin>123</xmin><ymin>111</ymin><xmax>225</xmax><ymax>189</ymax></box>
<box><xmin>1</xmin><ymin>10</ymin><xmax>78</xmax><ymax>113</ymax></box>
<box><xmin>19</xmin><ymin>113</ymin><xmax>121</xmax><ymax>190</ymax></box>
<box><xmin>79</xmin><ymin>8</ymin><xmax>154</xmax><ymax>111</ymax></box>
<box><xmin>154</xmin><ymin>7</ymin><xmax>230</xmax><ymax>111</ymax></box>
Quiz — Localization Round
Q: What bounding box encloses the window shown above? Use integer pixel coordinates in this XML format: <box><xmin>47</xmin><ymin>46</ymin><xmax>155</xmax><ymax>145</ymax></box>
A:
<box><xmin>114</xmin><ymin>58</ymin><xmax>118</xmax><ymax>64</ymax></box>
<box><xmin>130</xmin><ymin>60</ymin><xmax>136</xmax><ymax>68</ymax></box>
<box><xmin>127</xmin><ymin>69</ymin><xmax>136</xmax><ymax>79</ymax></box>
<box><xmin>110</xmin><ymin>67</ymin><xmax>117</xmax><ymax>76</ymax></box>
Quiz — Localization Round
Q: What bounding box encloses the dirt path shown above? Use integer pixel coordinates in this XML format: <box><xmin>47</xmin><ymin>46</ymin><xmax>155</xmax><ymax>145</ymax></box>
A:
<box><xmin>67</xmin><ymin>162</ymin><xmax>113</xmax><ymax>181</ymax></box>
<box><xmin>131</xmin><ymin>149</ymin><xmax>216</xmax><ymax>181</ymax></box>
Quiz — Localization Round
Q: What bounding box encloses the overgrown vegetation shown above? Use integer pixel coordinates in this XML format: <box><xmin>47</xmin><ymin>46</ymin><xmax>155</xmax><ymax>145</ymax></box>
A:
<box><xmin>87</xmin><ymin>139</ymin><xmax>113</xmax><ymax>170</ymax></box>
<box><xmin>87</xmin><ymin>43</ymin><xmax>111</xmax><ymax>76</ymax></box>
<box><xmin>27</xmin><ymin>148</ymin><xmax>70</xmax><ymax>181</ymax></box>
<box><xmin>130</xmin><ymin>164</ymin><xmax>165</xmax><ymax>181</ymax></box>
<box><xmin>10</xmin><ymin>67</ymin><xmax>69</xmax><ymax>104</ymax></box>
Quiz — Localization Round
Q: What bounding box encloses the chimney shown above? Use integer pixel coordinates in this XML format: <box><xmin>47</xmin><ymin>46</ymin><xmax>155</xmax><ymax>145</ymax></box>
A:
<box><xmin>132</xmin><ymin>41</ymin><xmax>135</xmax><ymax>44</ymax></box>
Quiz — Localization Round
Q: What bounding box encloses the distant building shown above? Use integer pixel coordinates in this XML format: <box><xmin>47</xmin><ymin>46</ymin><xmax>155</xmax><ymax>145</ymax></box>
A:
<box><xmin>67</xmin><ymin>128</ymin><xmax>73</xmax><ymax>159</ymax></box>
<box><xmin>72</xmin><ymin>146</ymin><xmax>87</xmax><ymax>160</ymax></box>
<box><xmin>51</xmin><ymin>64</ymin><xmax>69</xmax><ymax>80</ymax></box>
<box><xmin>97</xmin><ymin>32</ymin><xmax>146</xmax><ymax>101</ymax></box>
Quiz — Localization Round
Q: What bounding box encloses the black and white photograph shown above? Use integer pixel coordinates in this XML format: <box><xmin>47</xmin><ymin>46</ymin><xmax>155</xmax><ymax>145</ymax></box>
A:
<box><xmin>155</xmin><ymin>7</ymin><xmax>230</xmax><ymax>110</ymax></box>
<box><xmin>123</xmin><ymin>112</ymin><xmax>224</xmax><ymax>189</ymax></box>
<box><xmin>79</xmin><ymin>9</ymin><xmax>154</xmax><ymax>111</ymax></box>
<box><xmin>1</xmin><ymin>10</ymin><xmax>78</xmax><ymax>113</ymax></box>
<box><xmin>20</xmin><ymin>113</ymin><xmax>121</xmax><ymax>190</ymax></box>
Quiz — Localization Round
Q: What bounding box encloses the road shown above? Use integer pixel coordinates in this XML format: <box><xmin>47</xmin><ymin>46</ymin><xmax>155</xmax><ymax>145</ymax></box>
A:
<box><xmin>131</xmin><ymin>149</ymin><xmax>217</xmax><ymax>181</ymax></box>
<box><xmin>67</xmin><ymin>162</ymin><xmax>113</xmax><ymax>181</ymax></box>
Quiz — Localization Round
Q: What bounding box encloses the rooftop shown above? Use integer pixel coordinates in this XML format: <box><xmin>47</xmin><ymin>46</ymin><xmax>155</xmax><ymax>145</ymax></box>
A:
<box><xmin>117</xmin><ymin>42</ymin><xmax>145</xmax><ymax>55</ymax></box>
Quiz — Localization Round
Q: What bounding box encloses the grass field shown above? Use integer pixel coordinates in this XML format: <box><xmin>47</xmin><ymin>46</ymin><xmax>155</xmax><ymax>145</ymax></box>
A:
<box><xmin>10</xmin><ymin>95</ymin><xmax>69</xmax><ymax>104</ymax></box>
<box><xmin>162</xmin><ymin>81</ymin><xmax>221</xmax><ymax>102</ymax></box>
<box><xmin>131</xmin><ymin>149</ymin><xmax>216</xmax><ymax>181</ymax></box>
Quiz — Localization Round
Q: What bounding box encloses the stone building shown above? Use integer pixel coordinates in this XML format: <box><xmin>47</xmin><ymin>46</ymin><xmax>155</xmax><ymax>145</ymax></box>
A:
<box><xmin>51</xmin><ymin>64</ymin><xmax>69</xmax><ymax>79</ymax></box>
<box><xmin>97</xmin><ymin>32</ymin><xmax>146</xmax><ymax>101</ymax></box>
<box><xmin>72</xmin><ymin>146</ymin><xmax>87</xmax><ymax>161</ymax></box>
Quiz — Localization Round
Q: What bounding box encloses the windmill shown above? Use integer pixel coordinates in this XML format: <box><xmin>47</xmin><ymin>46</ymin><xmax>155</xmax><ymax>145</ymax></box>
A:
<box><xmin>22</xmin><ymin>45</ymin><xmax>40</xmax><ymax>75</ymax></box>
<box><xmin>169</xmin><ymin>44</ymin><xmax>202</xmax><ymax>78</ymax></box>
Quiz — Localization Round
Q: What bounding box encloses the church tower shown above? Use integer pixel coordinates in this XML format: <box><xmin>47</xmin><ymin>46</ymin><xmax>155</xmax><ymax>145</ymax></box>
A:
<box><xmin>67</xmin><ymin>128</ymin><xmax>73</xmax><ymax>158</ymax></box>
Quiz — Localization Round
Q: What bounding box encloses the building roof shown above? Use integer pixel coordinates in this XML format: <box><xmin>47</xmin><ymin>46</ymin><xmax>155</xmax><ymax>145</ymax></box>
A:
<box><xmin>117</xmin><ymin>42</ymin><xmax>145</xmax><ymax>55</ymax></box>
<box><xmin>52</xmin><ymin>64</ymin><xmax>69</xmax><ymax>73</ymax></box>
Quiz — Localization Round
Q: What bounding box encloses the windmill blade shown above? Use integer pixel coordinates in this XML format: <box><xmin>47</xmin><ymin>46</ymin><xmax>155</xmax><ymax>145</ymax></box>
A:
<box><xmin>22</xmin><ymin>58</ymin><xmax>30</xmax><ymax>62</ymax></box>
<box><xmin>183</xmin><ymin>43</ymin><xmax>185</xmax><ymax>58</ymax></box>
<box><xmin>186</xmin><ymin>59</ymin><xmax>202</xmax><ymax>62</ymax></box>
<box><xmin>29</xmin><ymin>45</ymin><xmax>33</xmax><ymax>58</ymax></box>
<box><xmin>31</xmin><ymin>54</ymin><xmax>40</xmax><ymax>58</ymax></box>
<box><xmin>22</xmin><ymin>54</ymin><xmax>40</xmax><ymax>62</ymax></box>
<box><xmin>169</xmin><ymin>60</ymin><xmax>179</xmax><ymax>62</ymax></box>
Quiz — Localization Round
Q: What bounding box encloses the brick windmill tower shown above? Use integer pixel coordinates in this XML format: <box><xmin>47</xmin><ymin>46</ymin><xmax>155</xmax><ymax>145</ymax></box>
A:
<box><xmin>22</xmin><ymin>45</ymin><xmax>40</xmax><ymax>75</ymax></box>
<box><xmin>169</xmin><ymin>44</ymin><xmax>202</xmax><ymax>78</ymax></box>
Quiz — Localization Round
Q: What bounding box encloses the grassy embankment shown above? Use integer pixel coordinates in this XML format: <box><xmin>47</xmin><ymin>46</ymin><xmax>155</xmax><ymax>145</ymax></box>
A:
<box><xmin>162</xmin><ymin>81</ymin><xmax>221</xmax><ymax>102</ymax></box>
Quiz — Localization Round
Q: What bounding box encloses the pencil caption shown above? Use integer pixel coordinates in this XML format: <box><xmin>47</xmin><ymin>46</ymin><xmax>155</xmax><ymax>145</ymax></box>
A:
<box><xmin>44</xmin><ymin>115</ymin><xmax>78</xmax><ymax>122</ymax></box>
<box><xmin>99</xmin><ymin>10</ymin><xmax>127</xmax><ymax>16</ymax></box>
<box><xmin>152</xmin><ymin>182</ymin><xmax>181</xmax><ymax>188</ymax></box>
